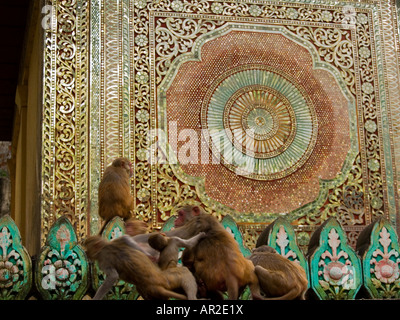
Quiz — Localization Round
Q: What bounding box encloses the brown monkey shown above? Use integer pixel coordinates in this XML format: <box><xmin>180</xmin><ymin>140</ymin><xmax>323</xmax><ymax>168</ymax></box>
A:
<box><xmin>98</xmin><ymin>157</ymin><xmax>134</xmax><ymax>230</ymax></box>
<box><xmin>125</xmin><ymin>218</ymin><xmax>148</xmax><ymax>236</ymax></box>
<box><xmin>148</xmin><ymin>232</ymin><xmax>206</xmax><ymax>270</ymax></box>
<box><xmin>124</xmin><ymin>218</ymin><xmax>159</xmax><ymax>262</ymax></box>
<box><xmin>128</xmin><ymin>204</ymin><xmax>207</xmax><ymax>259</ymax></box>
<box><xmin>174</xmin><ymin>204</ymin><xmax>199</xmax><ymax>228</ymax></box>
<box><xmin>169</xmin><ymin>206</ymin><xmax>264</xmax><ymax>300</ymax></box>
<box><xmin>249</xmin><ymin>245</ymin><xmax>308</xmax><ymax>300</ymax></box>
<box><xmin>84</xmin><ymin>235</ymin><xmax>199</xmax><ymax>300</ymax></box>
<box><xmin>130</xmin><ymin>205</ymin><xmax>264</xmax><ymax>299</ymax></box>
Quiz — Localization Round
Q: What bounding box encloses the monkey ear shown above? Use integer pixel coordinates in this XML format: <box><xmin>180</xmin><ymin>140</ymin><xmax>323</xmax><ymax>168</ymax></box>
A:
<box><xmin>192</xmin><ymin>206</ymin><xmax>201</xmax><ymax>216</ymax></box>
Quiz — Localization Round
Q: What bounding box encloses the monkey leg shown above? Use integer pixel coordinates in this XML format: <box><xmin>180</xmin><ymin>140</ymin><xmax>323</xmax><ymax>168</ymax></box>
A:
<box><xmin>225</xmin><ymin>273</ymin><xmax>239</xmax><ymax>300</ymax></box>
<box><xmin>93</xmin><ymin>269</ymin><xmax>119</xmax><ymax>300</ymax></box>
<box><xmin>254</xmin><ymin>266</ymin><xmax>299</xmax><ymax>300</ymax></box>
<box><xmin>180</xmin><ymin>271</ymin><xmax>198</xmax><ymax>300</ymax></box>
<box><xmin>156</xmin><ymin>287</ymin><xmax>188</xmax><ymax>300</ymax></box>
<box><xmin>248</xmin><ymin>277</ymin><xmax>265</xmax><ymax>300</ymax></box>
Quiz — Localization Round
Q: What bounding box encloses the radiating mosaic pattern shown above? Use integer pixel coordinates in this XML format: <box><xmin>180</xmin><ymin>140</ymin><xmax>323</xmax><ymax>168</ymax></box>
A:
<box><xmin>40</xmin><ymin>0</ymin><xmax>400</xmax><ymax>247</ymax></box>
<box><xmin>201</xmin><ymin>65</ymin><xmax>318</xmax><ymax>180</ymax></box>
<box><xmin>163</xmin><ymin>29</ymin><xmax>353</xmax><ymax>215</ymax></box>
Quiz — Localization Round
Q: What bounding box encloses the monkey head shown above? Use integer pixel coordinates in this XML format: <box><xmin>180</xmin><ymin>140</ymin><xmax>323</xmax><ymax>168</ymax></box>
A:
<box><xmin>174</xmin><ymin>205</ymin><xmax>203</xmax><ymax>227</ymax></box>
<box><xmin>112</xmin><ymin>157</ymin><xmax>133</xmax><ymax>178</ymax></box>
<box><xmin>253</xmin><ymin>245</ymin><xmax>277</xmax><ymax>254</ymax></box>
<box><xmin>125</xmin><ymin>219</ymin><xmax>148</xmax><ymax>236</ymax></box>
<box><xmin>83</xmin><ymin>235</ymin><xmax>107</xmax><ymax>261</ymax></box>
<box><xmin>148</xmin><ymin>233</ymin><xmax>169</xmax><ymax>251</ymax></box>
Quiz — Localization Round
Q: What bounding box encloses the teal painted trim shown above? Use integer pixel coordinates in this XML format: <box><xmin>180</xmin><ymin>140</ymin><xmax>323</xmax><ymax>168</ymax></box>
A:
<box><xmin>361</xmin><ymin>218</ymin><xmax>400</xmax><ymax>299</ymax></box>
<box><xmin>308</xmin><ymin>218</ymin><xmax>362</xmax><ymax>300</ymax></box>
<box><xmin>0</xmin><ymin>215</ymin><xmax>32</xmax><ymax>300</ymax></box>
<box><xmin>258</xmin><ymin>217</ymin><xmax>310</xmax><ymax>288</ymax></box>
<box><xmin>370</xmin><ymin>5</ymin><xmax>398</xmax><ymax>222</ymax></box>
<box><xmin>35</xmin><ymin>216</ymin><xmax>89</xmax><ymax>300</ymax></box>
<box><xmin>160</xmin><ymin>216</ymin><xmax>177</xmax><ymax>233</ymax></box>
<box><xmin>222</xmin><ymin>215</ymin><xmax>251</xmax><ymax>257</ymax></box>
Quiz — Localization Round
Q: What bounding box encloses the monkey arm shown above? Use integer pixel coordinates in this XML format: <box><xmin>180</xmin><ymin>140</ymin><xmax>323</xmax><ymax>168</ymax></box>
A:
<box><xmin>122</xmin><ymin>236</ymin><xmax>160</xmax><ymax>261</ymax></box>
<box><xmin>121</xmin><ymin>236</ymin><xmax>153</xmax><ymax>255</ymax></box>
<box><xmin>93</xmin><ymin>268</ymin><xmax>119</xmax><ymax>300</ymax></box>
<box><xmin>170</xmin><ymin>232</ymin><xmax>206</xmax><ymax>249</ymax></box>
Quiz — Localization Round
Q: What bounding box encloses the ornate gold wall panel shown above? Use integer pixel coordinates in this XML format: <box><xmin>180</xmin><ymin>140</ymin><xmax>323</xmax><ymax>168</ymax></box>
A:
<box><xmin>41</xmin><ymin>0</ymin><xmax>400</xmax><ymax>248</ymax></box>
<box><xmin>41</xmin><ymin>0</ymin><xmax>90</xmax><ymax>245</ymax></box>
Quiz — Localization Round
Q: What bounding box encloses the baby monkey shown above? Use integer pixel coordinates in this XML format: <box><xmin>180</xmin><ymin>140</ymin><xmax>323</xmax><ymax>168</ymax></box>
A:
<box><xmin>148</xmin><ymin>232</ymin><xmax>206</xmax><ymax>270</ymax></box>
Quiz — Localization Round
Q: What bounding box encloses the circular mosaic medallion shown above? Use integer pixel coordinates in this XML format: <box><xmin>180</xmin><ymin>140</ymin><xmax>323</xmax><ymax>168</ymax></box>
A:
<box><xmin>224</xmin><ymin>85</ymin><xmax>296</xmax><ymax>159</ymax></box>
<box><xmin>201</xmin><ymin>65</ymin><xmax>318</xmax><ymax>180</ymax></box>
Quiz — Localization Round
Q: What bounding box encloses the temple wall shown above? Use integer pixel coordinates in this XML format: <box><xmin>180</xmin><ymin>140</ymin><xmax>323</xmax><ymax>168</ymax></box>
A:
<box><xmin>8</xmin><ymin>0</ymin><xmax>400</xmax><ymax>252</ymax></box>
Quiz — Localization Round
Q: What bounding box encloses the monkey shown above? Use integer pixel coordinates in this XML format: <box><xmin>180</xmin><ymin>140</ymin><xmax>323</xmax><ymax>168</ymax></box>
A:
<box><xmin>167</xmin><ymin>206</ymin><xmax>264</xmax><ymax>300</ymax></box>
<box><xmin>147</xmin><ymin>232</ymin><xmax>207</xmax><ymax>299</ymax></box>
<box><xmin>98</xmin><ymin>157</ymin><xmax>134</xmax><ymax>231</ymax></box>
<box><xmin>148</xmin><ymin>232</ymin><xmax>207</xmax><ymax>270</ymax></box>
<box><xmin>248</xmin><ymin>245</ymin><xmax>308</xmax><ymax>300</ymax></box>
<box><xmin>125</xmin><ymin>218</ymin><xmax>149</xmax><ymax>236</ymax></box>
<box><xmin>83</xmin><ymin>235</ymin><xmax>199</xmax><ymax>300</ymax></box>
<box><xmin>123</xmin><ymin>218</ymin><xmax>159</xmax><ymax>262</ymax></box>
<box><xmin>127</xmin><ymin>204</ymin><xmax>207</xmax><ymax>260</ymax></box>
<box><xmin>174</xmin><ymin>204</ymin><xmax>199</xmax><ymax>228</ymax></box>
<box><xmin>128</xmin><ymin>204</ymin><xmax>264</xmax><ymax>300</ymax></box>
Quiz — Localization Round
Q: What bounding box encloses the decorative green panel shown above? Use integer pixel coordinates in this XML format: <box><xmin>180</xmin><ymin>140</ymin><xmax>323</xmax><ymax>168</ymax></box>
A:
<box><xmin>358</xmin><ymin>218</ymin><xmax>400</xmax><ymax>298</ymax></box>
<box><xmin>221</xmin><ymin>215</ymin><xmax>251</xmax><ymax>257</ymax></box>
<box><xmin>256</xmin><ymin>217</ymin><xmax>309</xmax><ymax>287</ymax></box>
<box><xmin>160</xmin><ymin>216</ymin><xmax>176</xmax><ymax>233</ymax></box>
<box><xmin>308</xmin><ymin>218</ymin><xmax>362</xmax><ymax>300</ymax></box>
<box><xmin>35</xmin><ymin>216</ymin><xmax>89</xmax><ymax>300</ymax></box>
<box><xmin>0</xmin><ymin>215</ymin><xmax>32</xmax><ymax>300</ymax></box>
<box><xmin>91</xmin><ymin>217</ymin><xmax>139</xmax><ymax>300</ymax></box>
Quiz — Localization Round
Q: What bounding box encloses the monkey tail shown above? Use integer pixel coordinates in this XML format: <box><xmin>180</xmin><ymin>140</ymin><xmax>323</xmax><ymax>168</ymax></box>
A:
<box><xmin>264</xmin><ymin>288</ymin><xmax>300</xmax><ymax>300</ymax></box>
<box><xmin>157</xmin><ymin>287</ymin><xmax>188</xmax><ymax>300</ymax></box>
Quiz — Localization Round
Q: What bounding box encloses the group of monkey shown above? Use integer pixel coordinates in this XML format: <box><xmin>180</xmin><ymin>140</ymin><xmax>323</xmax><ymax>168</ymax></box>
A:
<box><xmin>83</xmin><ymin>157</ymin><xmax>308</xmax><ymax>300</ymax></box>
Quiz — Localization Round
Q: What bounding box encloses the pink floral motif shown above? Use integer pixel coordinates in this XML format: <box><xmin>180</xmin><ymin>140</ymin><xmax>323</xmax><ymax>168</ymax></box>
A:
<box><xmin>370</xmin><ymin>227</ymin><xmax>400</xmax><ymax>284</ymax></box>
<box><xmin>374</xmin><ymin>260</ymin><xmax>399</xmax><ymax>283</ymax></box>
<box><xmin>0</xmin><ymin>227</ymin><xmax>23</xmax><ymax>289</ymax></box>
<box><xmin>322</xmin><ymin>261</ymin><xmax>354</xmax><ymax>289</ymax></box>
<box><xmin>111</xmin><ymin>227</ymin><xmax>123</xmax><ymax>240</ymax></box>
<box><xmin>276</xmin><ymin>226</ymin><xmax>297</xmax><ymax>261</ymax></box>
<box><xmin>56</xmin><ymin>225</ymin><xmax>71</xmax><ymax>255</ymax></box>
<box><xmin>318</xmin><ymin>229</ymin><xmax>355</xmax><ymax>291</ymax></box>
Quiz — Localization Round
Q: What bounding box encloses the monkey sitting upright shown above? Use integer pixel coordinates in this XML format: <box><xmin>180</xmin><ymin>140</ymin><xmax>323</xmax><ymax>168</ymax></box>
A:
<box><xmin>248</xmin><ymin>245</ymin><xmax>308</xmax><ymax>300</ymax></box>
<box><xmin>98</xmin><ymin>157</ymin><xmax>134</xmax><ymax>232</ymax></box>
